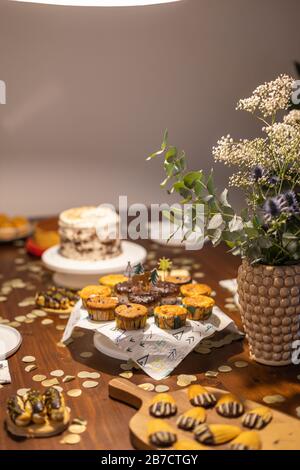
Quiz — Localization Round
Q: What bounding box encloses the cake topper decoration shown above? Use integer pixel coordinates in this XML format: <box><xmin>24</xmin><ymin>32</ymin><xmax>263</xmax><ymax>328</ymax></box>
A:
<box><xmin>158</xmin><ymin>257</ymin><xmax>172</xmax><ymax>281</ymax></box>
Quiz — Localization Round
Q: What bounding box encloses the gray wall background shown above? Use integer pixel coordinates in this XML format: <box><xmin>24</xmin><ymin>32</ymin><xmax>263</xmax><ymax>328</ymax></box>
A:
<box><xmin>0</xmin><ymin>0</ymin><xmax>299</xmax><ymax>216</ymax></box>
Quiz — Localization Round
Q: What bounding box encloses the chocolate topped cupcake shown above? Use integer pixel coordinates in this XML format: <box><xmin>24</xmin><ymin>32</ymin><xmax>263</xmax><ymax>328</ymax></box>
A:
<box><xmin>128</xmin><ymin>291</ymin><xmax>161</xmax><ymax>316</ymax></box>
<box><xmin>151</xmin><ymin>281</ymin><xmax>179</xmax><ymax>305</ymax></box>
<box><xmin>115</xmin><ymin>280</ymin><xmax>133</xmax><ymax>304</ymax></box>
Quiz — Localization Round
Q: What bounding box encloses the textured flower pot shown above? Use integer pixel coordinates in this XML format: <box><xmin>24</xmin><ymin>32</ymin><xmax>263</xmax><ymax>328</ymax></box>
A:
<box><xmin>237</xmin><ymin>260</ymin><xmax>300</xmax><ymax>366</ymax></box>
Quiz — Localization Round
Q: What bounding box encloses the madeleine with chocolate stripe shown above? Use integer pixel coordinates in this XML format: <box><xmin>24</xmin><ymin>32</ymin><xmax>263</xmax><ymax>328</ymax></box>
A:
<box><xmin>216</xmin><ymin>393</ymin><xmax>244</xmax><ymax>418</ymax></box>
<box><xmin>149</xmin><ymin>393</ymin><xmax>177</xmax><ymax>418</ymax></box>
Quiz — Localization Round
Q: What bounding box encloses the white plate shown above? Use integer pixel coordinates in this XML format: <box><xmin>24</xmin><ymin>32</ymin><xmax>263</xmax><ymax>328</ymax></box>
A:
<box><xmin>0</xmin><ymin>325</ymin><xmax>22</xmax><ymax>359</ymax></box>
<box><xmin>42</xmin><ymin>241</ymin><xmax>147</xmax><ymax>275</ymax></box>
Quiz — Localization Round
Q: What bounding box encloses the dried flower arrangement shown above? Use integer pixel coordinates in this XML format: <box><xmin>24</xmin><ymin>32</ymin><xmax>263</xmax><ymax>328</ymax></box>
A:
<box><xmin>148</xmin><ymin>75</ymin><xmax>300</xmax><ymax>266</ymax></box>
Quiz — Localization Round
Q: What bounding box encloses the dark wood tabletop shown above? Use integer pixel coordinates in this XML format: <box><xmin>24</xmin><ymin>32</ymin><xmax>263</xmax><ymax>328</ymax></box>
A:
<box><xmin>0</xmin><ymin>236</ymin><xmax>300</xmax><ymax>450</ymax></box>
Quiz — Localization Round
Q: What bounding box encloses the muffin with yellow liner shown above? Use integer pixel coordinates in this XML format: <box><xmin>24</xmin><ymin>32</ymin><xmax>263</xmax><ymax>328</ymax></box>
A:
<box><xmin>182</xmin><ymin>295</ymin><xmax>215</xmax><ymax>321</ymax></box>
<box><xmin>115</xmin><ymin>303</ymin><xmax>147</xmax><ymax>330</ymax></box>
<box><xmin>154</xmin><ymin>305</ymin><xmax>187</xmax><ymax>330</ymax></box>
<box><xmin>79</xmin><ymin>285</ymin><xmax>111</xmax><ymax>308</ymax></box>
<box><xmin>99</xmin><ymin>274</ymin><xmax>128</xmax><ymax>292</ymax></box>
<box><xmin>86</xmin><ymin>295</ymin><xmax>118</xmax><ymax>322</ymax></box>
<box><xmin>165</xmin><ymin>274</ymin><xmax>191</xmax><ymax>286</ymax></box>
<box><xmin>180</xmin><ymin>283</ymin><xmax>212</xmax><ymax>298</ymax></box>
<box><xmin>11</xmin><ymin>216</ymin><xmax>30</xmax><ymax>237</ymax></box>
<box><xmin>0</xmin><ymin>220</ymin><xmax>16</xmax><ymax>240</ymax></box>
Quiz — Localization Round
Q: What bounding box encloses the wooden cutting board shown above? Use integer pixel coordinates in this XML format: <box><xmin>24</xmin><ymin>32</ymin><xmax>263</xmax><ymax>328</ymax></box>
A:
<box><xmin>109</xmin><ymin>378</ymin><xmax>300</xmax><ymax>450</ymax></box>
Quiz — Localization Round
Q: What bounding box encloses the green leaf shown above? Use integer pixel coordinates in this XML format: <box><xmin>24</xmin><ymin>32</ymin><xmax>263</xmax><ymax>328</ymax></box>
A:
<box><xmin>228</xmin><ymin>215</ymin><xmax>244</xmax><ymax>232</ymax></box>
<box><xmin>219</xmin><ymin>188</ymin><xmax>231</xmax><ymax>207</ymax></box>
<box><xmin>183</xmin><ymin>171</ymin><xmax>203</xmax><ymax>189</ymax></box>
<box><xmin>147</xmin><ymin>129</ymin><xmax>169</xmax><ymax>160</ymax></box>
<box><xmin>165</xmin><ymin>146</ymin><xmax>177</xmax><ymax>163</ymax></box>
<box><xmin>206</xmin><ymin>170</ymin><xmax>215</xmax><ymax>195</ymax></box>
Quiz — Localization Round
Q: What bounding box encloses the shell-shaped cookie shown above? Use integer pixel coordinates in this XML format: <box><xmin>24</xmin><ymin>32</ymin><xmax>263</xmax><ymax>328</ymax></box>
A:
<box><xmin>173</xmin><ymin>439</ymin><xmax>206</xmax><ymax>450</ymax></box>
<box><xmin>194</xmin><ymin>423</ymin><xmax>241</xmax><ymax>445</ymax></box>
<box><xmin>176</xmin><ymin>407</ymin><xmax>206</xmax><ymax>431</ymax></box>
<box><xmin>188</xmin><ymin>385</ymin><xmax>217</xmax><ymax>408</ymax></box>
<box><xmin>149</xmin><ymin>393</ymin><xmax>177</xmax><ymax>418</ymax></box>
<box><xmin>242</xmin><ymin>406</ymin><xmax>273</xmax><ymax>430</ymax></box>
<box><xmin>216</xmin><ymin>393</ymin><xmax>244</xmax><ymax>418</ymax></box>
<box><xmin>230</xmin><ymin>431</ymin><xmax>262</xmax><ymax>450</ymax></box>
<box><xmin>148</xmin><ymin>419</ymin><xmax>177</xmax><ymax>447</ymax></box>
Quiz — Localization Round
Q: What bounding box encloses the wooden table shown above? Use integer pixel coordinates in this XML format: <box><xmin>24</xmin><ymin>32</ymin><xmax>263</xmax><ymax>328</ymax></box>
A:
<box><xmin>0</xmin><ymin>237</ymin><xmax>300</xmax><ymax>450</ymax></box>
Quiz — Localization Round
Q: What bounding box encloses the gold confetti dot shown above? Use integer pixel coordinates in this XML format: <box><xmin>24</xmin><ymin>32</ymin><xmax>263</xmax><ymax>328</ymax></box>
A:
<box><xmin>60</xmin><ymin>434</ymin><xmax>81</xmax><ymax>445</ymax></box>
<box><xmin>32</xmin><ymin>309</ymin><xmax>47</xmax><ymax>317</ymax></box>
<box><xmin>63</xmin><ymin>375</ymin><xmax>75</xmax><ymax>383</ymax></box>
<box><xmin>67</xmin><ymin>389</ymin><xmax>82</xmax><ymax>398</ymax></box>
<box><xmin>17</xmin><ymin>388</ymin><xmax>30</xmax><ymax>397</ymax></box>
<box><xmin>26</xmin><ymin>313</ymin><xmax>37</xmax><ymax>319</ymax></box>
<box><xmin>9</xmin><ymin>321</ymin><xmax>21</xmax><ymax>328</ymax></box>
<box><xmin>56</xmin><ymin>342</ymin><xmax>66</xmax><ymax>348</ymax></box>
<box><xmin>41</xmin><ymin>378</ymin><xmax>59</xmax><ymax>387</ymax></box>
<box><xmin>263</xmin><ymin>395</ymin><xmax>286</xmax><ymax>404</ymax></box>
<box><xmin>155</xmin><ymin>385</ymin><xmax>170</xmax><ymax>393</ymax></box>
<box><xmin>79</xmin><ymin>351</ymin><xmax>93</xmax><ymax>358</ymax></box>
<box><xmin>218</xmin><ymin>365</ymin><xmax>232</xmax><ymax>373</ymax></box>
<box><xmin>41</xmin><ymin>319</ymin><xmax>54</xmax><ymax>325</ymax></box>
<box><xmin>234</xmin><ymin>361</ymin><xmax>249</xmax><ymax>368</ymax></box>
<box><xmin>53</xmin><ymin>385</ymin><xmax>64</xmax><ymax>393</ymax></box>
<box><xmin>119</xmin><ymin>371</ymin><xmax>133</xmax><ymax>379</ymax></box>
<box><xmin>56</xmin><ymin>325</ymin><xmax>66</xmax><ymax>331</ymax></box>
<box><xmin>138</xmin><ymin>383</ymin><xmax>155</xmax><ymax>392</ymax></box>
<box><xmin>50</xmin><ymin>370</ymin><xmax>64</xmax><ymax>377</ymax></box>
<box><xmin>22</xmin><ymin>355</ymin><xmax>36</xmax><ymax>363</ymax></box>
<box><xmin>25</xmin><ymin>364</ymin><xmax>37</xmax><ymax>372</ymax></box>
<box><xmin>0</xmin><ymin>296</ymin><xmax>7</xmax><ymax>302</ymax></box>
<box><xmin>59</xmin><ymin>314</ymin><xmax>69</xmax><ymax>320</ymax></box>
<box><xmin>120</xmin><ymin>362</ymin><xmax>133</xmax><ymax>371</ymax></box>
<box><xmin>15</xmin><ymin>316</ymin><xmax>26</xmax><ymax>323</ymax></box>
<box><xmin>32</xmin><ymin>374</ymin><xmax>47</xmax><ymax>382</ymax></box>
<box><xmin>68</xmin><ymin>424</ymin><xmax>86</xmax><ymax>434</ymax></box>
<box><xmin>82</xmin><ymin>380</ymin><xmax>99</xmax><ymax>389</ymax></box>
<box><xmin>18</xmin><ymin>297</ymin><xmax>36</xmax><ymax>307</ymax></box>
<box><xmin>205</xmin><ymin>370</ymin><xmax>219</xmax><ymax>378</ymax></box>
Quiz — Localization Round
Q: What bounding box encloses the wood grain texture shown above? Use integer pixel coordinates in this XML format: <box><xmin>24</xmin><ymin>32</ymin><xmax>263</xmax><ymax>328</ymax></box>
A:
<box><xmin>109</xmin><ymin>377</ymin><xmax>300</xmax><ymax>450</ymax></box>
<box><xmin>0</xmin><ymin>231</ymin><xmax>300</xmax><ymax>450</ymax></box>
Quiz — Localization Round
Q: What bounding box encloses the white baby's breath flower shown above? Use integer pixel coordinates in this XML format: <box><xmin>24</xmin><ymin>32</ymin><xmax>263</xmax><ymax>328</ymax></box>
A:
<box><xmin>237</xmin><ymin>74</ymin><xmax>295</xmax><ymax>117</ymax></box>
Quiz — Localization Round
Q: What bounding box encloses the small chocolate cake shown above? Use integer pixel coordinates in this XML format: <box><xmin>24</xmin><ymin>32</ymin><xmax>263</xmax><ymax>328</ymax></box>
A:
<box><xmin>128</xmin><ymin>292</ymin><xmax>161</xmax><ymax>316</ymax></box>
<box><xmin>115</xmin><ymin>280</ymin><xmax>133</xmax><ymax>304</ymax></box>
<box><xmin>151</xmin><ymin>281</ymin><xmax>179</xmax><ymax>305</ymax></box>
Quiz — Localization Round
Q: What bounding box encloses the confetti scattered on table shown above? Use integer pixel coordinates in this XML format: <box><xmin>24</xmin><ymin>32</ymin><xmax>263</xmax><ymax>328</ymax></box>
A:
<box><xmin>60</xmin><ymin>434</ymin><xmax>81</xmax><ymax>445</ymax></box>
<box><xmin>17</xmin><ymin>388</ymin><xmax>30</xmax><ymax>397</ymax></box>
<box><xmin>263</xmin><ymin>395</ymin><xmax>286</xmax><ymax>404</ymax></box>
<box><xmin>53</xmin><ymin>385</ymin><xmax>63</xmax><ymax>393</ymax></box>
<box><xmin>138</xmin><ymin>383</ymin><xmax>155</xmax><ymax>391</ymax></box>
<box><xmin>18</xmin><ymin>297</ymin><xmax>35</xmax><ymax>307</ymax></box>
<box><xmin>15</xmin><ymin>315</ymin><xmax>26</xmax><ymax>323</ymax></box>
<box><xmin>218</xmin><ymin>365</ymin><xmax>233</xmax><ymax>373</ymax></box>
<box><xmin>25</xmin><ymin>364</ymin><xmax>37</xmax><ymax>373</ymax></box>
<box><xmin>22</xmin><ymin>356</ymin><xmax>36</xmax><ymax>363</ymax></box>
<box><xmin>32</xmin><ymin>309</ymin><xmax>47</xmax><ymax>317</ymax></box>
<box><xmin>41</xmin><ymin>319</ymin><xmax>54</xmax><ymax>325</ymax></box>
<box><xmin>234</xmin><ymin>361</ymin><xmax>249</xmax><ymax>368</ymax></box>
<box><xmin>79</xmin><ymin>351</ymin><xmax>93</xmax><ymax>358</ymax></box>
<box><xmin>50</xmin><ymin>370</ymin><xmax>64</xmax><ymax>377</ymax></box>
<box><xmin>41</xmin><ymin>378</ymin><xmax>59</xmax><ymax>387</ymax></box>
<box><xmin>67</xmin><ymin>389</ymin><xmax>82</xmax><ymax>398</ymax></box>
<box><xmin>119</xmin><ymin>371</ymin><xmax>133</xmax><ymax>379</ymax></box>
<box><xmin>82</xmin><ymin>380</ymin><xmax>99</xmax><ymax>389</ymax></box>
<box><xmin>63</xmin><ymin>375</ymin><xmax>75</xmax><ymax>383</ymax></box>
<box><xmin>205</xmin><ymin>370</ymin><xmax>219</xmax><ymax>378</ymax></box>
<box><xmin>155</xmin><ymin>385</ymin><xmax>170</xmax><ymax>393</ymax></box>
<box><xmin>32</xmin><ymin>374</ymin><xmax>47</xmax><ymax>382</ymax></box>
<box><xmin>68</xmin><ymin>424</ymin><xmax>87</xmax><ymax>434</ymax></box>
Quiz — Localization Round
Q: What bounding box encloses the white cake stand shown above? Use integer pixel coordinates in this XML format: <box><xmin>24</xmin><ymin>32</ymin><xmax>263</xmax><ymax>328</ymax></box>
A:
<box><xmin>42</xmin><ymin>241</ymin><xmax>147</xmax><ymax>289</ymax></box>
<box><xmin>93</xmin><ymin>333</ymin><xmax>130</xmax><ymax>361</ymax></box>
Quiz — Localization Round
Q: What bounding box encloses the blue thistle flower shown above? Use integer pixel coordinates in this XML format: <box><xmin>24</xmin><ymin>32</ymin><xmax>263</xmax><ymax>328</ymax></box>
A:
<box><xmin>263</xmin><ymin>195</ymin><xmax>289</xmax><ymax>223</ymax></box>
<box><xmin>284</xmin><ymin>190</ymin><xmax>300</xmax><ymax>214</ymax></box>
<box><xmin>268</xmin><ymin>175</ymin><xmax>280</xmax><ymax>185</ymax></box>
<box><xmin>252</xmin><ymin>166</ymin><xmax>264</xmax><ymax>182</ymax></box>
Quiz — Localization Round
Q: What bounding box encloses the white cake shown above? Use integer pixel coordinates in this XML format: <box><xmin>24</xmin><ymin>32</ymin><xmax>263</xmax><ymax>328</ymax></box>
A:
<box><xmin>59</xmin><ymin>206</ymin><xmax>122</xmax><ymax>261</ymax></box>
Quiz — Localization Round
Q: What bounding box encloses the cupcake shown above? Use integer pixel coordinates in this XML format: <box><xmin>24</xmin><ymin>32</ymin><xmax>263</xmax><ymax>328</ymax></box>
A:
<box><xmin>115</xmin><ymin>303</ymin><xmax>148</xmax><ymax>330</ymax></box>
<box><xmin>180</xmin><ymin>283</ymin><xmax>212</xmax><ymax>298</ymax></box>
<box><xmin>165</xmin><ymin>274</ymin><xmax>191</xmax><ymax>286</ymax></box>
<box><xmin>154</xmin><ymin>305</ymin><xmax>187</xmax><ymax>330</ymax></box>
<box><xmin>79</xmin><ymin>285</ymin><xmax>111</xmax><ymax>308</ymax></box>
<box><xmin>151</xmin><ymin>281</ymin><xmax>179</xmax><ymax>305</ymax></box>
<box><xmin>182</xmin><ymin>295</ymin><xmax>215</xmax><ymax>321</ymax></box>
<box><xmin>115</xmin><ymin>281</ymin><xmax>133</xmax><ymax>304</ymax></box>
<box><xmin>99</xmin><ymin>274</ymin><xmax>128</xmax><ymax>293</ymax></box>
<box><xmin>128</xmin><ymin>292</ymin><xmax>161</xmax><ymax>316</ymax></box>
<box><xmin>86</xmin><ymin>295</ymin><xmax>118</xmax><ymax>322</ymax></box>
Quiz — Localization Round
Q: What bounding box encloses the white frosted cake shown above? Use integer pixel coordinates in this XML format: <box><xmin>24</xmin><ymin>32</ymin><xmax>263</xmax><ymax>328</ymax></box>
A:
<box><xmin>59</xmin><ymin>206</ymin><xmax>122</xmax><ymax>261</ymax></box>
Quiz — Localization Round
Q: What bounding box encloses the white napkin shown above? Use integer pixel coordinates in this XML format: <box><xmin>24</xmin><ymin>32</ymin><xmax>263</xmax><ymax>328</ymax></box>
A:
<box><xmin>0</xmin><ymin>360</ymin><xmax>11</xmax><ymax>384</ymax></box>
